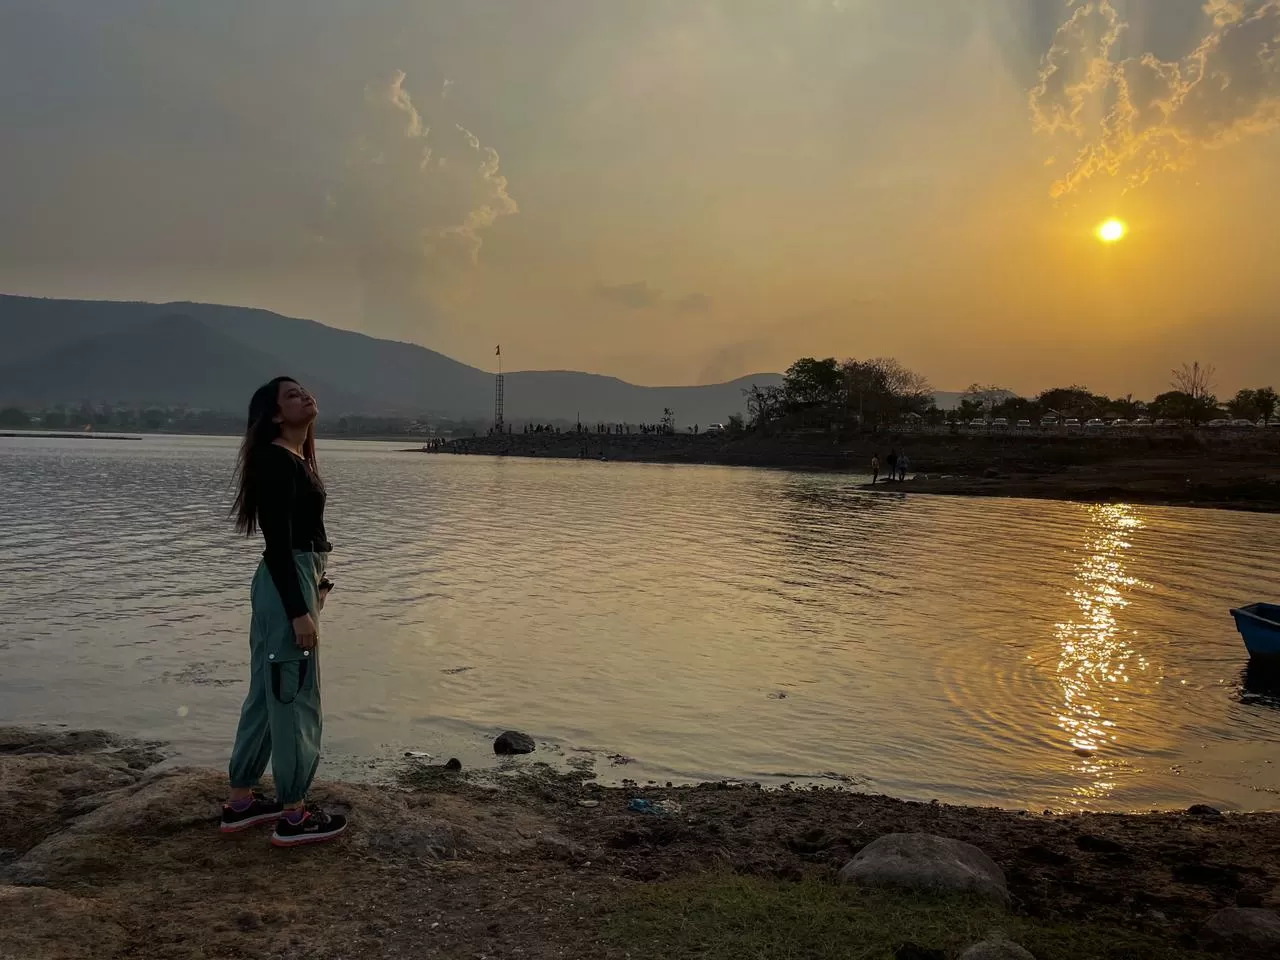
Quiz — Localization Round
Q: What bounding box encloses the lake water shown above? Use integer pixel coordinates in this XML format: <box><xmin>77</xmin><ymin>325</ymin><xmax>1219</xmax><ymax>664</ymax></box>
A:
<box><xmin>2</xmin><ymin>433</ymin><xmax>1278</xmax><ymax>811</ymax></box>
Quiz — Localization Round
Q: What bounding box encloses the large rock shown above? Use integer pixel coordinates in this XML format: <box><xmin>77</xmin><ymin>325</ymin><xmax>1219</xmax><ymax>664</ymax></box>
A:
<box><xmin>494</xmin><ymin>731</ymin><xmax>536</xmax><ymax>755</ymax></box>
<box><xmin>838</xmin><ymin>833</ymin><xmax>1010</xmax><ymax>906</ymax></box>
<box><xmin>1201</xmin><ymin>907</ymin><xmax>1280</xmax><ymax>955</ymax></box>
<box><xmin>960</xmin><ymin>939</ymin><xmax>1036</xmax><ymax>960</ymax></box>
<box><xmin>0</xmin><ymin>735</ymin><xmax>158</xmax><ymax>862</ymax></box>
<box><xmin>3</xmin><ymin>767</ymin><xmax>224</xmax><ymax>885</ymax></box>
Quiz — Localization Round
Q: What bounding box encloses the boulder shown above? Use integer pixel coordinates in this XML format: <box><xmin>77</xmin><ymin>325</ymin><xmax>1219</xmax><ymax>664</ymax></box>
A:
<box><xmin>494</xmin><ymin>731</ymin><xmax>536</xmax><ymax>755</ymax></box>
<box><xmin>838</xmin><ymin>833</ymin><xmax>1010</xmax><ymax>906</ymax></box>
<box><xmin>3</xmin><ymin>767</ymin><xmax>224</xmax><ymax>885</ymax></box>
<box><xmin>1187</xmin><ymin>804</ymin><xmax>1224</xmax><ymax>818</ymax></box>
<box><xmin>1201</xmin><ymin>907</ymin><xmax>1280</xmax><ymax>955</ymax></box>
<box><xmin>959</xmin><ymin>939</ymin><xmax>1036</xmax><ymax>960</ymax></box>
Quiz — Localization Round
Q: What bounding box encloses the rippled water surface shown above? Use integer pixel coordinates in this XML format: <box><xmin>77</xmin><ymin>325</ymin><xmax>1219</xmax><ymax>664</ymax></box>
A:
<box><xmin>2</xmin><ymin>434</ymin><xmax>1279</xmax><ymax>810</ymax></box>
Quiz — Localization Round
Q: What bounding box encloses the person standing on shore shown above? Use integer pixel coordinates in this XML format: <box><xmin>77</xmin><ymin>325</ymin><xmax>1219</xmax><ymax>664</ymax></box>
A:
<box><xmin>223</xmin><ymin>377</ymin><xmax>347</xmax><ymax>847</ymax></box>
<box><xmin>899</xmin><ymin>453</ymin><xmax>910</xmax><ymax>482</ymax></box>
<box><xmin>886</xmin><ymin>449</ymin><xmax>898</xmax><ymax>482</ymax></box>
<box><xmin>871</xmin><ymin>454</ymin><xmax>880</xmax><ymax>485</ymax></box>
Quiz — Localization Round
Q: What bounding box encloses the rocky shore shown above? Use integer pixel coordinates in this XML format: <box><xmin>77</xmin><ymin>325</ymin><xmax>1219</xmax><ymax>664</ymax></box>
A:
<box><xmin>422</xmin><ymin>431</ymin><xmax>1280</xmax><ymax>512</ymax></box>
<box><xmin>5</xmin><ymin>726</ymin><xmax>1280</xmax><ymax>959</ymax></box>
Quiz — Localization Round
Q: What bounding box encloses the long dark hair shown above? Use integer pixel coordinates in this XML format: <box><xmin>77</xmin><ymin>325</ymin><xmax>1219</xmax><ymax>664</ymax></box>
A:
<box><xmin>231</xmin><ymin>377</ymin><xmax>320</xmax><ymax>535</ymax></box>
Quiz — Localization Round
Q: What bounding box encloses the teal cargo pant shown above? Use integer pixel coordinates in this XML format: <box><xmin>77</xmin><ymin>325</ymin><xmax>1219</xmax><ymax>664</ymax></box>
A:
<box><xmin>228</xmin><ymin>551</ymin><xmax>327</xmax><ymax>805</ymax></box>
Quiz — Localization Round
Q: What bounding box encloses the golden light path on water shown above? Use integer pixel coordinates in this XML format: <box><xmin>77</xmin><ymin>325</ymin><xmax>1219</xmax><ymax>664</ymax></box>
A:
<box><xmin>1053</xmin><ymin>504</ymin><xmax>1152</xmax><ymax>804</ymax></box>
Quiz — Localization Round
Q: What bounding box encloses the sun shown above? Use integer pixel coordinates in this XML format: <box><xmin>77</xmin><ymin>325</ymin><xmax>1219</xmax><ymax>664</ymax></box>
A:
<box><xmin>1096</xmin><ymin>218</ymin><xmax>1127</xmax><ymax>243</ymax></box>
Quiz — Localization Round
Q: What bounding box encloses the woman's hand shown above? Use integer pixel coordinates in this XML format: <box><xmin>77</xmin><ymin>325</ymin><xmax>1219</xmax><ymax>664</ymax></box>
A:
<box><xmin>292</xmin><ymin>613</ymin><xmax>319</xmax><ymax>650</ymax></box>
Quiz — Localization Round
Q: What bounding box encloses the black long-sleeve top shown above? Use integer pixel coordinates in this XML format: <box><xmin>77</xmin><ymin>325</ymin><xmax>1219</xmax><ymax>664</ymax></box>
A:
<box><xmin>254</xmin><ymin>443</ymin><xmax>329</xmax><ymax>620</ymax></box>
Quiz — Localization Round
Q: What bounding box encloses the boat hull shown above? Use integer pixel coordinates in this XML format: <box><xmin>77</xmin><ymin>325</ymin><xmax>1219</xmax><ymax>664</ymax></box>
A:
<box><xmin>1230</xmin><ymin>604</ymin><xmax>1280</xmax><ymax>659</ymax></box>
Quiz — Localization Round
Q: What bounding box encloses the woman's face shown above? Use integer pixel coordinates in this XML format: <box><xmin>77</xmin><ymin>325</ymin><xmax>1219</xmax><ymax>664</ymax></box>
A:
<box><xmin>274</xmin><ymin>380</ymin><xmax>318</xmax><ymax>427</ymax></box>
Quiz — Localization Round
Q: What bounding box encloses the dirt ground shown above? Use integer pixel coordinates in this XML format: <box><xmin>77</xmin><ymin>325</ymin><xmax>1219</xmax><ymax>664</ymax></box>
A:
<box><xmin>432</xmin><ymin>431</ymin><xmax>1280</xmax><ymax>513</ymax></box>
<box><xmin>3</xmin><ymin>727</ymin><xmax>1280</xmax><ymax>960</ymax></box>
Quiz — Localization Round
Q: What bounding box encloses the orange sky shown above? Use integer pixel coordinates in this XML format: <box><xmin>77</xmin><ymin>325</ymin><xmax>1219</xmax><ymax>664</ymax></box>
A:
<box><xmin>1</xmin><ymin>1</ymin><xmax>1277</xmax><ymax>396</ymax></box>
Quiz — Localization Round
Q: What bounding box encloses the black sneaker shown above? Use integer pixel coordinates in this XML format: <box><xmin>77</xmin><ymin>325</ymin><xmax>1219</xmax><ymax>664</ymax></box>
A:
<box><xmin>270</xmin><ymin>805</ymin><xmax>348</xmax><ymax>847</ymax></box>
<box><xmin>220</xmin><ymin>790</ymin><xmax>284</xmax><ymax>833</ymax></box>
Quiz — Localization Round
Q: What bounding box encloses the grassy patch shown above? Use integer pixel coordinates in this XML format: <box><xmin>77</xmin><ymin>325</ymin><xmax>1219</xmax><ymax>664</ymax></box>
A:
<box><xmin>605</xmin><ymin>874</ymin><xmax>1209</xmax><ymax>960</ymax></box>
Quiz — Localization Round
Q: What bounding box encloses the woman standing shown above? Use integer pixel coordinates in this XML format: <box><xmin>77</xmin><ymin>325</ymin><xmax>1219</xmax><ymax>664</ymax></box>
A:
<box><xmin>221</xmin><ymin>377</ymin><xmax>347</xmax><ymax>846</ymax></box>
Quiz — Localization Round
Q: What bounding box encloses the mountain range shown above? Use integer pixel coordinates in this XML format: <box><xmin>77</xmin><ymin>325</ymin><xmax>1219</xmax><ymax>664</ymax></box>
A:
<box><xmin>0</xmin><ymin>295</ymin><xmax>780</xmax><ymax>425</ymax></box>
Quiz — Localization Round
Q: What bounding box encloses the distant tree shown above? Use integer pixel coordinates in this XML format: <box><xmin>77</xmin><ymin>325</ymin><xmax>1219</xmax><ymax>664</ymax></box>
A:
<box><xmin>1036</xmin><ymin>385</ymin><xmax>1097</xmax><ymax>420</ymax></box>
<box><xmin>965</xmin><ymin>383</ymin><xmax>1015</xmax><ymax>410</ymax></box>
<box><xmin>1227</xmin><ymin>387</ymin><xmax>1278</xmax><ymax>422</ymax></box>
<box><xmin>783</xmin><ymin>357</ymin><xmax>845</xmax><ymax>410</ymax></box>
<box><xmin>744</xmin><ymin>384</ymin><xmax>785</xmax><ymax>427</ymax></box>
<box><xmin>1108</xmin><ymin>394</ymin><xmax>1145</xmax><ymax>419</ymax></box>
<box><xmin>1256</xmin><ymin>387</ymin><xmax>1279</xmax><ymax>421</ymax></box>
<box><xmin>726</xmin><ymin>413</ymin><xmax>745</xmax><ymax>435</ymax></box>
<box><xmin>660</xmin><ymin>407</ymin><xmax>676</xmax><ymax>433</ymax></box>
<box><xmin>956</xmin><ymin>396</ymin><xmax>987</xmax><ymax>422</ymax></box>
<box><xmin>961</xmin><ymin>384</ymin><xmax>1015</xmax><ymax>415</ymax></box>
<box><xmin>1150</xmin><ymin>390</ymin><xmax>1217</xmax><ymax>424</ymax></box>
<box><xmin>843</xmin><ymin>357</ymin><xmax>933</xmax><ymax>427</ymax></box>
<box><xmin>1226</xmin><ymin>389</ymin><xmax>1260</xmax><ymax>422</ymax></box>
<box><xmin>992</xmin><ymin>395</ymin><xmax>1038</xmax><ymax>420</ymax></box>
<box><xmin>0</xmin><ymin>407</ymin><xmax>29</xmax><ymax>428</ymax></box>
<box><xmin>1171</xmin><ymin>362</ymin><xmax>1216</xmax><ymax>403</ymax></box>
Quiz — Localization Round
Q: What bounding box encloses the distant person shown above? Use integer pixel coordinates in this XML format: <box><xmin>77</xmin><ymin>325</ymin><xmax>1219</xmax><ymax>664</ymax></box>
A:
<box><xmin>871</xmin><ymin>454</ymin><xmax>880</xmax><ymax>485</ymax></box>
<box><xmin>886</xmin><ymin>449</ymin><xmax>899</xmax><ymax>482</ymax></box>
<box><xmin>899</xmin><ymin>453</ymin><xmax>910</xmax><ymax>481</ymax></box>
<box><xmin>224</xmin><ymin>377</ymin><xmax>347</xmax><ymax>848</ymax></box>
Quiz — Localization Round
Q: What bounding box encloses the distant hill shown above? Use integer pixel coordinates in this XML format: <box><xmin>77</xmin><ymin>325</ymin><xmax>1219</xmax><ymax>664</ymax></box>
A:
<box><xmin>0</xmin><ymin>295</ymin><xmax>780</xmax><ymax>424</ymax></box>
<box><xmin>0</xmin><ymin>312</ymin><xmax>368</xmax><ymax>411</ymax></box>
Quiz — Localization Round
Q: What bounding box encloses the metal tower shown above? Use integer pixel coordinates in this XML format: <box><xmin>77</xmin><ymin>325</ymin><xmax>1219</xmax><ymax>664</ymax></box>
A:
<box><xmin>494</xmin><ymin>345</ymin><xmax>505</xmax><ymax>433</ymax></box>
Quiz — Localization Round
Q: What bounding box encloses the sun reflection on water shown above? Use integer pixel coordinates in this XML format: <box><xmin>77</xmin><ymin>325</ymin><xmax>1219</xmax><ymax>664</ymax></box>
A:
<box><xmin>1053</xmin><ymin>503</ymin><xmax>1151</xmax><ymax>803</ymax></box>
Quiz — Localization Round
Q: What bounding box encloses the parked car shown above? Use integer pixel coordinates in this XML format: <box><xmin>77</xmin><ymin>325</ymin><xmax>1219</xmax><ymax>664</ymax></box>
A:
<box><xmin>1133</xmin><ymin>418</ymin><xmax>1152</xmax><ymax>427</ymax></box>
<box><xmin>991</xmin><ymin>417</ymin><xmax>1010</xmax><ymax>428</ymax></box>
<box><xmin>1230</xmin><ymin>419</ymin><xmax>1255</xmax><ymax>428</ymax></box>
<box><xmin>1040</xmin><ymin>416</ymin><xmax>1059</xmax><ymax>427</ymax></box>
<box><xmin>1085</xmin><ymin>418</ymin><xmax>1106</xmax><ymax>429</ymax></box>
<box><xmin>1206</xmin><ymin>419</ymin><xmax>1230</xmax><ymax>427</ymax></box>
<box><xmin>1016</xmin><ymin>419</ymin><xmax>1032</xmax><ymax>429</ymax></box>
<box><xmin>1064</xmin><ymin>418</ymin><xmax>1082</xmax><ymax>427</ymax></box>
<box><xmin>1109</xmin><ymin>418</ymin><xmax>1130</xmax><ymax>428</ymax></box>
<box><xmin>705</xmin><ymin>423</ymin><xmax>725</xmax><ymax>433</ymax></box>
<box><xmin>1269</xmin><ymin>419</ymin><xmax>1280</xmax><ymax>428</ymax></box>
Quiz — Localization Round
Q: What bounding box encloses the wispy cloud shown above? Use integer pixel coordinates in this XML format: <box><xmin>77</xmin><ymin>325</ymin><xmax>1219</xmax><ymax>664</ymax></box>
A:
<box><xmin>1031</xmin><ymin>0</ymin><xmax>1280</xmax><ymax>197</ymax></box>
<box><xmin>594</xmin><ymin>280</ymin><xmax>664</xmax><ymax>309</ymax></box>
<box><xmin>323</xmin><ymin>70</ymin><xmax>518</xmax><ymax>333</ymax></box>
<box><xmin>593</xmin><ymin>281</ymin><xmax>710</xmax><ymax>312</ymax></box>
<box><xmin>674</xmin><ymin>292</ymin><xmax>711</xmax><ymax>312</ymax></box>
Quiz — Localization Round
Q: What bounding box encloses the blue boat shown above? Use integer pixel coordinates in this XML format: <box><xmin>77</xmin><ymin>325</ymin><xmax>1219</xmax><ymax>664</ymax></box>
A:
<box><xmin>1230</xmin><ymin>603</ymin><xmax>1280</xmax><ymax>659</ymax></box>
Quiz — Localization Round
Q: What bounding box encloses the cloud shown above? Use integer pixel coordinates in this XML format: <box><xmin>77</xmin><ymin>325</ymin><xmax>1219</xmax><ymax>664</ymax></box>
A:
<box><xmin>592</xmin><ymin>281</ymin><xmax>711</xmax><ymax>312</ymax></box>
<box><xmin>674</xmin><ymin>292</ymin><xmax>711</xmax><ymax>312</ymax></box>
<box><xmin>594</xmin><ymin>280</ymin><xmax>665</xmax><ymax>309</ymax></box>
<box><xmin>323</xmin><ymin>70</ymin><xmax>518</xmax><ymax>334</ymax></box>
<box><xmin>1031</xmin><ymin>0</ymin><xmax>1280</xmax><ymax>197</ymax></box>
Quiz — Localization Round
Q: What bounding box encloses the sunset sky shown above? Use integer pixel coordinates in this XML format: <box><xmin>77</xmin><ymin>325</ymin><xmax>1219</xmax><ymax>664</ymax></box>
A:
<box><xmin>1</xmin><ymin>1</ymin><xmax>1277</xmax><ymax>395</ymax></box>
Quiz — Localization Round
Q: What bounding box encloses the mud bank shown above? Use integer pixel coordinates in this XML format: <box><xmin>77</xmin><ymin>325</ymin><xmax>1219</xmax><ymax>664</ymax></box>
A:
<box><xmin>4</xmin><ymin>726</ymin><xmax>1280</xmax><ymax>959</ymax></box>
